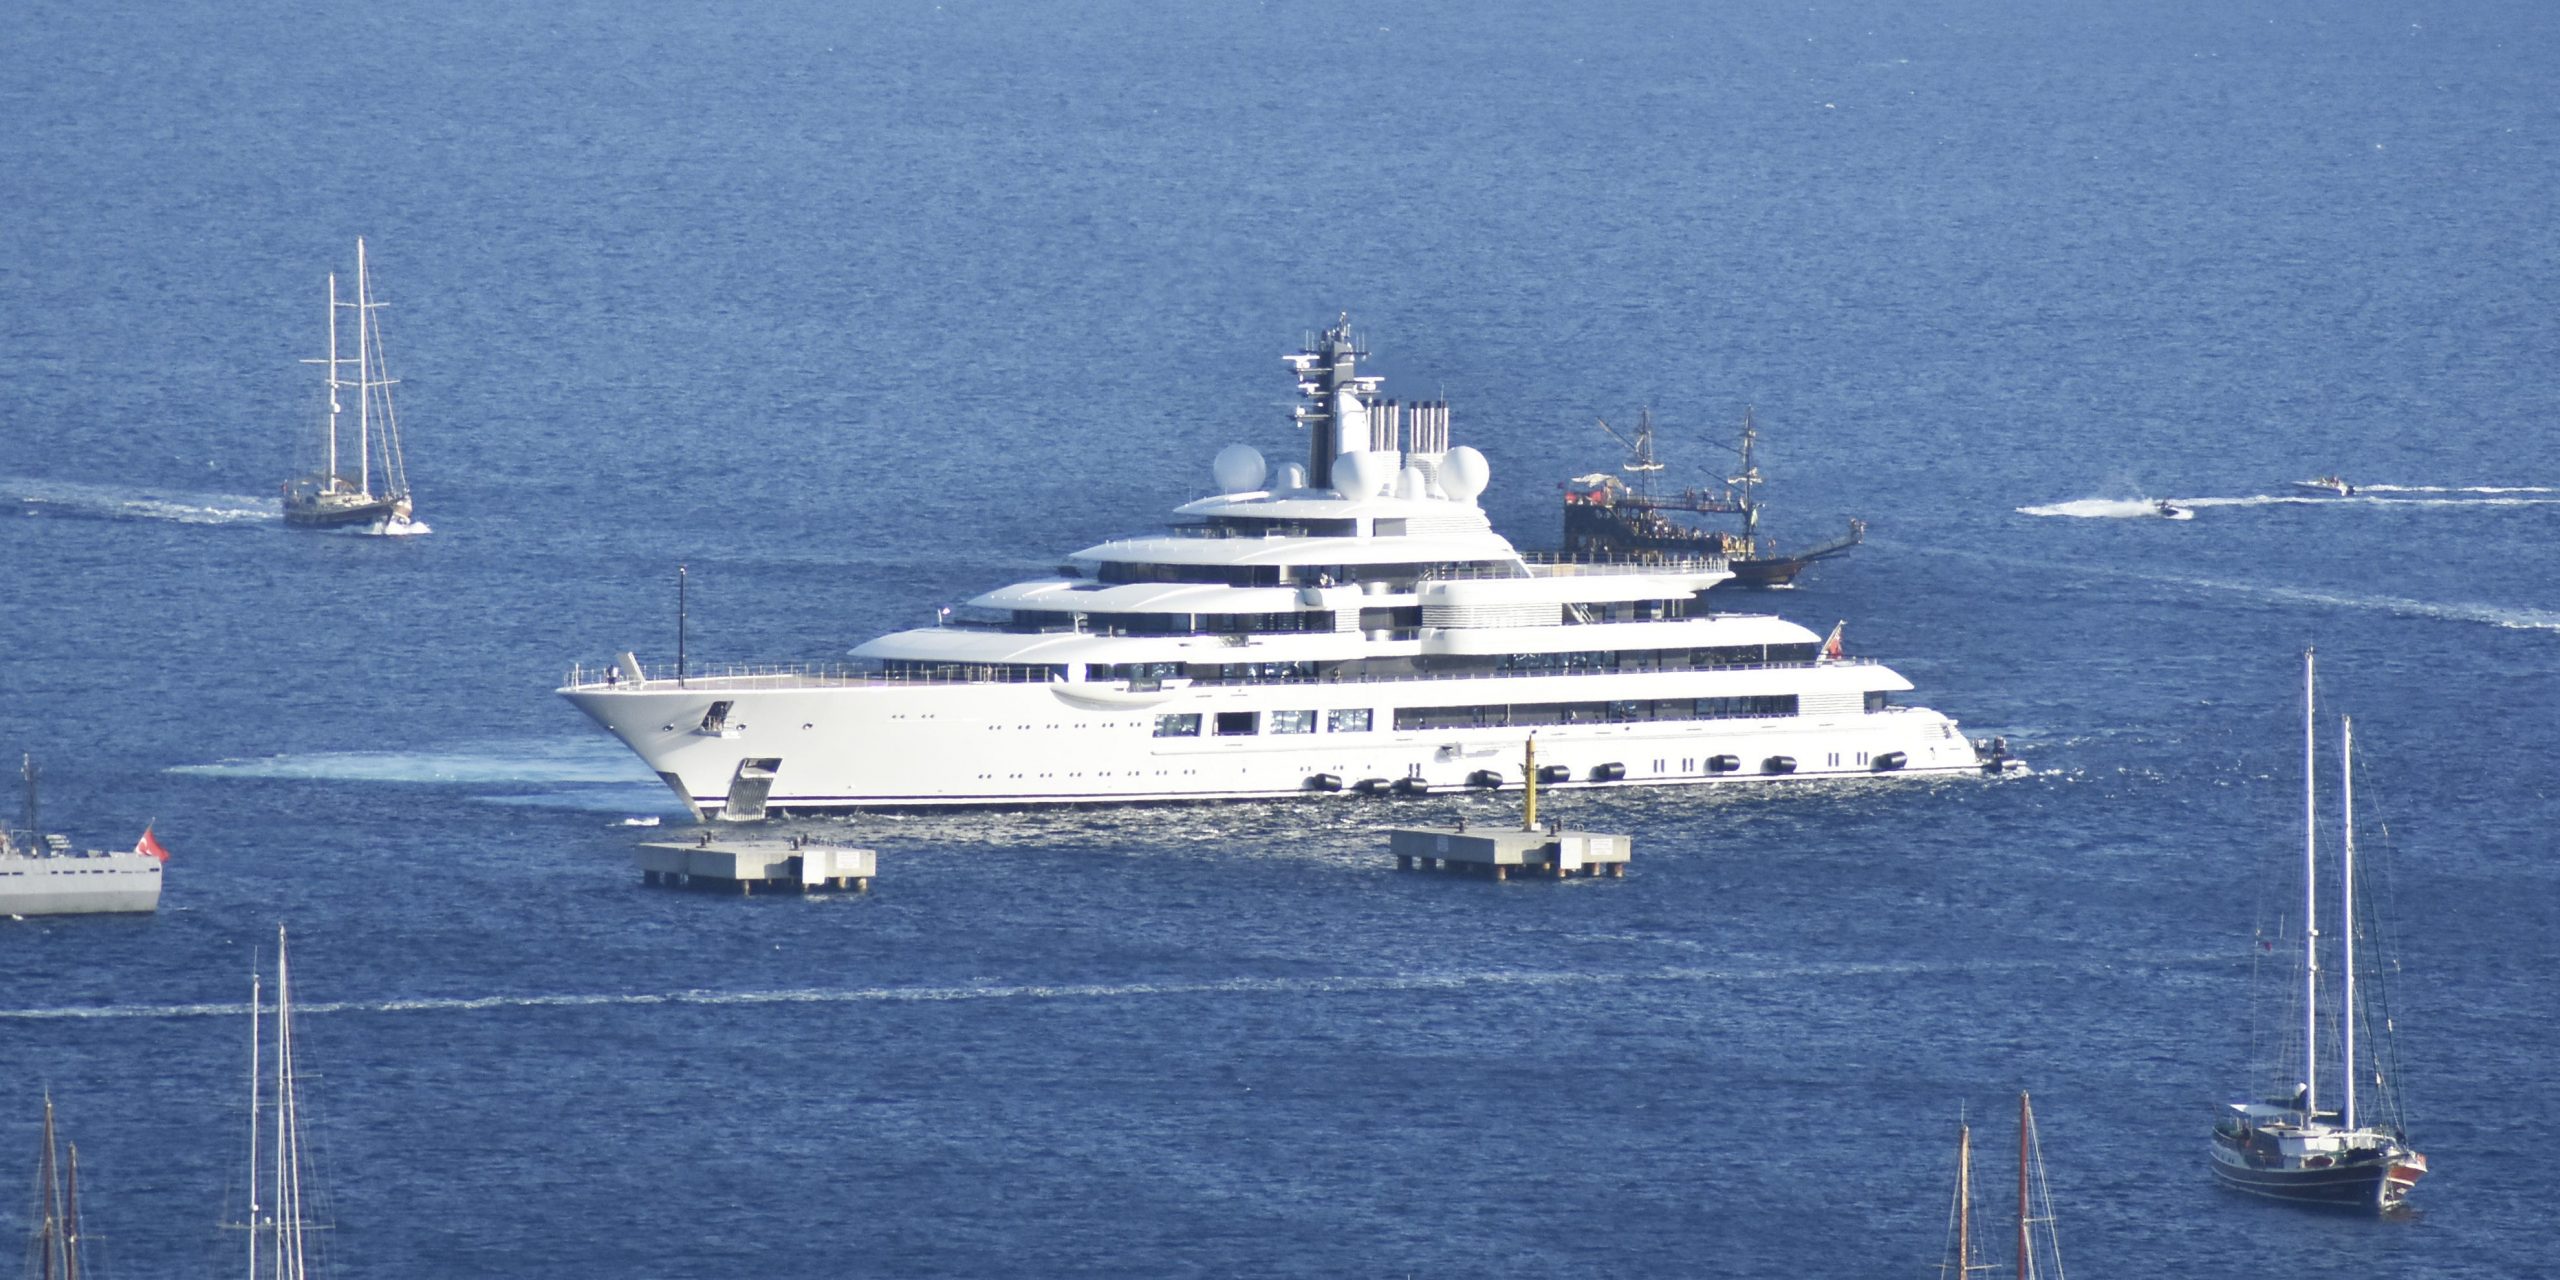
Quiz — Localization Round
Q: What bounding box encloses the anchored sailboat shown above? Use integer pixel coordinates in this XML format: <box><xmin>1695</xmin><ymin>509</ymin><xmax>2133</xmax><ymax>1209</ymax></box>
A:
<box><xmin>2208</xmin><ymin>649</ymin><xmax>2427</xmax><ymax>1211</ymax></box>
<box><xmin>283</xmin><ymin>239</ymin><xmax>417</xmax><ymax>532</ymax></box>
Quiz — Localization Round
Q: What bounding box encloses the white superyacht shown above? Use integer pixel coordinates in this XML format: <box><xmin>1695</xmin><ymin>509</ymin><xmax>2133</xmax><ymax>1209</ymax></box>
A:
<box><xmin>563</xmin><ymin>318</ymin><xmax>2002</xmax><ymax>818</ymax></box>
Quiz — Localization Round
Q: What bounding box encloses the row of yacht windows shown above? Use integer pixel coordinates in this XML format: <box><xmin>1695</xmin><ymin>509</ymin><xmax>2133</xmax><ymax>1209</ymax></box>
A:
<box><xmin>1092</xmin><ymin>646</ymin><xmax>1820</xmax><ymax>684</ymax></box>
<box><xmin>1087</xmin><ymin>559</ymin><xmax>1502</xmax><ymax>588</ymax></box>
<box><xmin>880</xmin><ymin>646</ymin><xmax>1824</xmax><ymax>687</ymax></box>
<box><xmin>979</xmin><ymin>598</ymin><xmax>1693</xmax><ymax>635</ymax></box>
<box><xmin>1154</xmin><ymin>709</ymin><xmax>1373</xmax><ymax>737</ymax></box>
<box><xmin>1148</xmin><ymin>696</ymin><xmax>1799</xmax><ymax>738</ymax></box>
<box><xmin>962</xmin><ymin>608</ymin><xmax>1345</xmax><ymax>636</ymax></box>
<box><xmin>1393</xmin><ymin>695</ymin><xmax>1799</xmax><ymax>731</ymax></box>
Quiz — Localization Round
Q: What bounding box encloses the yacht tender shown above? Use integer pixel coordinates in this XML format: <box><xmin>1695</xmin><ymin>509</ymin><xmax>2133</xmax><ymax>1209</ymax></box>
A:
<box><xmin>562</xmin><ymin>317</ymin><xmax>2003</xmax><ymax>817</ymax></box>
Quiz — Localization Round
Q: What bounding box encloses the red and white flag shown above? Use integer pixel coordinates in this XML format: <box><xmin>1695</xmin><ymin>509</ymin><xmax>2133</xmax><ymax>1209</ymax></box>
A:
<box><xmin>134</xmin><ymin>825</ymin><xmax>171</xmax><ymax>862</ymax></box>
<box><xmin>1821</xmin><ymin>621</ymin><xmax>1845</xmax><ymax>661</ymax></box>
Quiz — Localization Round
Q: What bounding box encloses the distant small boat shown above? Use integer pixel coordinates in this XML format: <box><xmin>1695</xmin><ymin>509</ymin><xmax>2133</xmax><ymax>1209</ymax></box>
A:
<box><xmin>2290</xmin><ymin>475</ymin><xmax>2355</xmax><ymax>497</ymax></box>
<box><xmin>283</xmin><ymin>238</ymin><xmax>417</xmax><ymax>532</ymax></box>
<box><xmin>2156</xmin><ymin>499</ymin><xmax>2193</xmax><ymax>520</ymax></box>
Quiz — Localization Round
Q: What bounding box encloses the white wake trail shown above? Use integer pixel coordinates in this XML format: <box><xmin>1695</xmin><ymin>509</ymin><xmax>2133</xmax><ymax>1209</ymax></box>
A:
<box><xmin>0</xmin><ymin>953</ymin><xmax>2227</xmax><ymax>1022</ymax></box>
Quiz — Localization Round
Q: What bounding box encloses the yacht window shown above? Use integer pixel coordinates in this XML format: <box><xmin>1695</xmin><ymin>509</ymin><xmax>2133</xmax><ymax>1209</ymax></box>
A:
<box><xmin>1326</xmin><ymin>708</ymin><xmax>1373</xmax><ymax>733</ymax></box>
<box><xmin>1215</xmin><ymin>711</ymin><xmax>1258</xmax><ymax>736</ymax></box>
<box><xmin>1392</xmin><ymin>695</ymin><xmax>1798</xmax><ymax>731</ymax></box>
<box><xmin>1153</xmin><ymin>714</ymin><xmax>1201</xmax><ymax>738</ymax></box>
<box><xmin>1866</xmin><ymin>691</ymin><xmax>1890</xmax><ymax>712</ymax></box>
<box><xmin>1269</xmin><ymin>709</ymin><xmax>1316</xmax><ymax>735</ymax></box>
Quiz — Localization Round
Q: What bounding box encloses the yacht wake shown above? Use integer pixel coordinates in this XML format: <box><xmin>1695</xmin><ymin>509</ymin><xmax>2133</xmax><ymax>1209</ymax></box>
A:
<box><xmin>2358</xmin><ymin>484</ymin><xmax>2558</xmax><ymax>495</ymax></box>
<box><xmin>1927</xmin><ymin>547</ymin><xmax>2560</xmax><ymax>634</ymax></box>
<box><xmin>324</xmin><ymin>517</ymin><xmax>434</xmax><ymax>537</ymax></box>
<box><xmin>170</xmin><ymin>738</ymin><xmax>652</xmax><ymax>786</ymax></box>
<box><xmin>2021</xmin><ymin>489</ymin><xmax>2560</xmax><ymax>517</ymax></box>
<box><xmin>0</xmin><ymin>952</ymin><xmax>2227</xmax><ymax>1022</ymax></box>
<box><xmin>4</xmin><ymin>476</ymin><xmax>276</xmax><ymax>526</ymax></box>
<box><xmin>2162</xmin><ymin>574</ymin><xmax>2560</xmax><ymax>632</ymax></box>
<box><xmin>2014</xmin><ymin>497</ymin><xmax>2183</xmax><ymax>519</ymax></box>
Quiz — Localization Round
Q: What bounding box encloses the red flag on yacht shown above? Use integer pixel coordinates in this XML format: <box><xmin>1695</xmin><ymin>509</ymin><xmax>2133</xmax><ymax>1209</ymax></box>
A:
<box><xmin>1821</xmin><ymin>621</ymin><xmax>1845</xmax><ymax>660</ymax></box>
<box><xmin>134</xmin><ymin>824</ymin><xmax>170</xmax><ymax>862</ymax></box>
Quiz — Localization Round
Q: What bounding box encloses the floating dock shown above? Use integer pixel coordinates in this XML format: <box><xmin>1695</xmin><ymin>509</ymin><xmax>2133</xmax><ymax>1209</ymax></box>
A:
<box><xmin>1387</xmin><ymin>826</ymin><xmax>1629</xmax><ymax>879</ymax></box>
<box><xmin>635</xmin><ymin>835</ymin><xmax>875</xmax><ymax>894</ymax></box>
<box><xmin>1385</xmin><ymin>735</ymin><xmax>1631</xmax><ymax>880</ymax></box>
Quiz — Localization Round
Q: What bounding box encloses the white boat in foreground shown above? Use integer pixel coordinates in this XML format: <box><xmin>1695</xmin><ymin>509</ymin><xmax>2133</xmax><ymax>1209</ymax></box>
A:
<box><xmin>561</xmin><ymin>317</ymin><xmax>2005</xmax><ymax>817</ymax></box>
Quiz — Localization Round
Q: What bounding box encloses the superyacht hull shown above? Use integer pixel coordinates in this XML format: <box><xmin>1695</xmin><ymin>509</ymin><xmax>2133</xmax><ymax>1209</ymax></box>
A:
<box><xmin>564</xmin><ymin>672</ymin><xmax>1985</xmax><ymax>817</ymax></box>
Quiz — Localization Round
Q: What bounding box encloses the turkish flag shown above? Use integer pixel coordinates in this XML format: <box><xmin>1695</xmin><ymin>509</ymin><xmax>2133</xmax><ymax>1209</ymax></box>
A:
<box><xmin>134</xmin><ymin>825</ymin><xmax>171</xmax><ymax>862</ymax></box>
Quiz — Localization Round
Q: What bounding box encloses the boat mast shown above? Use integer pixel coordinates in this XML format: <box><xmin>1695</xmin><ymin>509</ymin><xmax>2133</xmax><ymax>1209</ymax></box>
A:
<box><xmin>2342</xmin><ymin>716</ymin><xmax>2358</xmax><ymax>1133</ymax></box>
<box><xmin>272</xmin><ymin>927</ymin><xmax>292</xmax><ymax>1280</ymax></box>
<box><xmin>354</xmin><ymin>240</ymin><xmax>372</xmax><ymax>500</ymax></box>
<box><xmin>1955</xmin><ymin>1121</ymin><xmax>1972</xmax><ymax>1280</ymax></box>
<box><xmin>64</xmin><ymin>1141</ymin><xmax>82</xmax><ymax>1280</ymax></box>
<box><xmin>39</xmin><ymin>1094</ymin><xmax>62</xmax><ymax>1280</ymax></box>
<box><xmin>248</xmin><ymin>971</ymin><xmax>262</xmax><ymax>1280</ymax></box>
<box><xmin>1736</xmin><ymin>409</ymin><xmax>1762</xmax><ymax>547</ymax></box>
<box><xmin>21</xmin><ymin>753</ymin><xmax>37</xmax><ymax>839</ymax></box>
<box><xmin>2017</xmin><ymin>1093</ymin><xmax>2029</xmax><ymax>1280</ymax></box>
<box><xmin>2301</xmin><ymin>647</ymin><xmax>2319</xmax><ymax>1120</ymax></box>
<box><xmin>325</xmin><ymin>272</ymin><xmax>341</xmax><ymax>487</ymax></box>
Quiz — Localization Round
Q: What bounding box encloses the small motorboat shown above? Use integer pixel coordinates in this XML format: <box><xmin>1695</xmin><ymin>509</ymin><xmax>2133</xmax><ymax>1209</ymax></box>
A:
<box><xmin>2290</xmin><ymin>475</ymin><xmax>2355</xmax><ymax>497</ymax></box>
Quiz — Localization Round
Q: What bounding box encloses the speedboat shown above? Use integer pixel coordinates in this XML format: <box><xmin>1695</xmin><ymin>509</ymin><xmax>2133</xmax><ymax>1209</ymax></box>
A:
<box><xmin>2289</xmin><ymin>475</ymin><xmax>2354</xmax><ymax>497</ymax></box>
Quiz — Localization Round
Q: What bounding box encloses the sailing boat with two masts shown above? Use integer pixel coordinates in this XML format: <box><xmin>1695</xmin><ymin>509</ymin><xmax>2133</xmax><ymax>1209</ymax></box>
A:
<box><xmin>1940</xmin><ymin>1091</ymin><xmax>2067</xmax><ymax>1280</ymax></box>
<box><xmin>25</xmin><ymin>1095</ymin><xmax>90</xmax><ymax>1280</ymax></box>
<box><xmin>235</xmin><ymin>925</ymin><xmax>331</xmax><ymax>1278</ymax></box>
<box><xmin>283</xmin><ymin>238</ymin><xmax>416</xmax><ymax>532</ymax></box>
<box><xmin>2207</xmin><ymin>648</ymin><xmax>2428</xmax><ymax>1211</ymax></box>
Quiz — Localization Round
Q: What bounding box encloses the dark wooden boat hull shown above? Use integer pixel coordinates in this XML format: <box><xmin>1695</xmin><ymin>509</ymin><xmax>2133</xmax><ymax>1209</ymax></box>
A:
<box><xmin>2208</xmin><ymin>1144</ymin><xmax>2424</xmax><ymax>1211</ymax></box>
<box><xmin>1724</xmin><ymin>554</ymin><xmax>1817</xmax><ymax>588</ymax></box>
<box><xmin>283</xmin><ymin>496</ymin><xmax>408</xmax><ymax>528</ymax></box>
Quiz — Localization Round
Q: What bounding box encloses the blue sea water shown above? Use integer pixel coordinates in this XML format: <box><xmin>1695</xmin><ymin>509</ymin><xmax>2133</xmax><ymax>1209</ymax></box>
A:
<box><xmin>4</xmin><ymin>1</ymin><xmax>2557</xmax><ymax>1274</ymax></box>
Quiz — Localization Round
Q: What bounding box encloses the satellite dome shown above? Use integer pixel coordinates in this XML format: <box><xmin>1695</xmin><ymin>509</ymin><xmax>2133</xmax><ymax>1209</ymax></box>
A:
<box><xmin>1395</xmin><ymin>465</ymin><xmax>1429</xmax><ymax>500</ymax></box>
<box><xmin>1333</xmin><ymin>449</ymin><xmax>1393</xmax><ymax>499</ymax></box>
<box><xmin>1212</xmin><ymin>444</ymin><xmax>1268</xmax><ymax>494</ymax></box>
<box><xmin>1275</xmin><ymin>461</ymin><xmax>1308</xmax><ymax>491</ymax></box>
<box><xmin>1439</xmin><ymin>445</ymin><xmax>1490</xmax><ymax>503</ymax></box>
